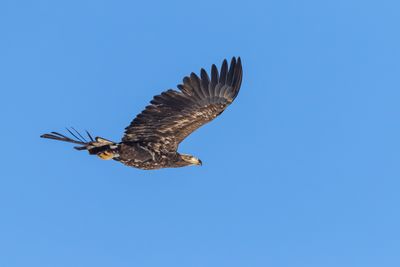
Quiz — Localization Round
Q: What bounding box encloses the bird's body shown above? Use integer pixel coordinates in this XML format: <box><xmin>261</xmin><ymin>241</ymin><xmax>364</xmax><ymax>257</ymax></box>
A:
<box><xmin>117</xmin><ymin>143</ymin><xmax>197</xmax><ymax>170</ymax></box>
<box><xmin>41</xmin><ymin>57</ymin><xmax>243</xmax><ymax>170</ymax></box>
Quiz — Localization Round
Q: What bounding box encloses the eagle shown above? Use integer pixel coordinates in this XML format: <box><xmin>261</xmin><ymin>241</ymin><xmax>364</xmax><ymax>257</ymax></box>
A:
<box><xmin>41</xmin><ymin>57</ymin><xmax>243</xmax><ymax>170</ymax></box>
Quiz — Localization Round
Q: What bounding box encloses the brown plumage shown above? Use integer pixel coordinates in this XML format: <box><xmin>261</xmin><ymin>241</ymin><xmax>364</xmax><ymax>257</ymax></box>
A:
<box><xmin>41</xmin><ymin>57</ymin><xmax>243</xmax><ymax>170</ymax></box>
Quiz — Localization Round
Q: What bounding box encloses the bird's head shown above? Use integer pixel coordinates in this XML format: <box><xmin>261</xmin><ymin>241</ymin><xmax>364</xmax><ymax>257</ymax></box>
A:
<box><xmin>179</xmin><ymin>154</ymin><xmax>202</xmax><ymax>166</ymax></box>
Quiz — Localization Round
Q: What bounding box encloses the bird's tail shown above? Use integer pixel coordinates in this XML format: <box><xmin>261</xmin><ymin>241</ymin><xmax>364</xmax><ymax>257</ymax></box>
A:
<box><xmin>40</xmin><ymin>128</ymin><xmax>119</xmax><ymax>160</ymax></box>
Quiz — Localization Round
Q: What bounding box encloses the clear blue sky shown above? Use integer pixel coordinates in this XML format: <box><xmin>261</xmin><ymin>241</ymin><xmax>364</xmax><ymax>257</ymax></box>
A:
<box><xmin>1</xmin><ymin>0</ymin><xmax>399</xmax><ymax>266</ymax></box>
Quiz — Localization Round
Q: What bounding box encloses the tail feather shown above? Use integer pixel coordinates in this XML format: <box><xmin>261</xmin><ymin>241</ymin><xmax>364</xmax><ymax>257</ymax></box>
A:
<box><xmin>66</xmin><ymin>127</ymin><xmax>88</xmax><ymax>143</ymax></box>
<box><xmin>40</xmin><ymin>131</ymin><xmax>87</xmax><ymax>147</ymax></box>
<box><xmin>40</xmin><ymin>128</ymin><xmax>117</xmax><ymax>154</ymax></box>
<box><xmin>86</xmin><ymin>130</ymin><xmax>95</xmax><ymax>142</ymax></box>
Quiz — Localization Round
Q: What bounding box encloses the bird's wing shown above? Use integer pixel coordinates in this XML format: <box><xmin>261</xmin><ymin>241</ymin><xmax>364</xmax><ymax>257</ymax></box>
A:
<box><xmin>122</xmin><ymin>57</ymin><xmax>243</xmax><ymax>152</ymax></box>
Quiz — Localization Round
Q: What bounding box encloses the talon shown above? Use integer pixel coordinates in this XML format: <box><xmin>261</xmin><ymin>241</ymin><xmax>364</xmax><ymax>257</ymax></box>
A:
<box><xmin>97</xmin><ymin>151</ymin><xmax>114</xmax><ymax>160</ymax></box>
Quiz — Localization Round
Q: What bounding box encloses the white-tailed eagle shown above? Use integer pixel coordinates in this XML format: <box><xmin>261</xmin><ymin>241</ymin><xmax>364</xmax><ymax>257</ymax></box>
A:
<box><xmin>41</xmin><ymin>57</ymin><xmax>243</xmax><ymax>169</ymax></box>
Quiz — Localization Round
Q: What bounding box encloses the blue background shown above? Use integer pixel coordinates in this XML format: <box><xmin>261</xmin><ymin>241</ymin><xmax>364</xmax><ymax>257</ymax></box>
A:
<box><xmin>1</xmin><ymin>0</ymin><xmax>399</xmax><ymax>266</ymax></box>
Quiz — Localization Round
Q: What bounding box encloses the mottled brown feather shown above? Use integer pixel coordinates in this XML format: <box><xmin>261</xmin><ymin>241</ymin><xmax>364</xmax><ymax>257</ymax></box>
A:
<box><xmin>122</xmin><ymin>57</ymin><xmax>242</xmax><ymax>152</ymax></box>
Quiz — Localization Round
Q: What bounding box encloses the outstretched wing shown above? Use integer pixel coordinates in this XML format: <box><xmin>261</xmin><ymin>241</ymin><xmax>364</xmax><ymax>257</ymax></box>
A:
<box><xmin>122</xmin><ymin>57</ymin><xmax>243</xmax><ymax>152</ymax></box>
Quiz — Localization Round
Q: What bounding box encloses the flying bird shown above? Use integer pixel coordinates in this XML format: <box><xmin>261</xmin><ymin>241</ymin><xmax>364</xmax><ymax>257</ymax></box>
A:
<box><xmin>41</xmin><ymin>57</ymin><xmax>243</xmax><ymax>170</ymax></box>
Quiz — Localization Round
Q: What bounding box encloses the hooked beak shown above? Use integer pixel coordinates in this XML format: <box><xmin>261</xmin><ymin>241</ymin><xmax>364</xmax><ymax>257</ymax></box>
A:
<box><xmin>198</xmin><ymin>159</ymin><xmax>202</xmax><ymax>166</ymax></box>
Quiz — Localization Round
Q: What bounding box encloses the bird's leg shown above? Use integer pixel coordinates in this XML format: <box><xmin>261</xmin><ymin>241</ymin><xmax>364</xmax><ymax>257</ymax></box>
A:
<box><xmin>97</xmin><ymin>151</ymin><xmax>115</xmax><ymax>160</ymax></box>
